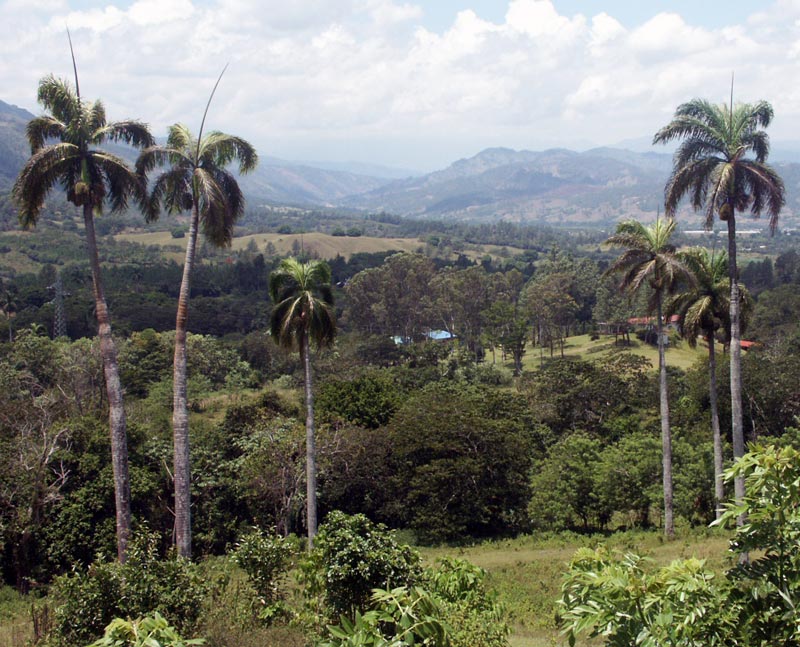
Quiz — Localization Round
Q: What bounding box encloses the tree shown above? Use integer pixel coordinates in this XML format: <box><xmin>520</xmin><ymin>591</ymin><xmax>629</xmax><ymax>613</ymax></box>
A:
<box><xmin>604</xmin><ymin>218</ymin><xmax>690</xmax><ymax>539</ymax></box>
<box><xmin>654</xmin><ymin>96</ymin><xmax>785</xmax><ymax>509</ymax></box>
<box><xmin>269</xmin><ymin>258</ymin><xmax>336</xmax><ymax>549</ymax></box>
<box><xmin>12</xmin><ymin>70</ymin><xmax>153</xmax><ymax>562</ymax></box>
<box><xmin>668</xmin><ymin>248</ymin><xmax>750</xmax><ymax>519</ymax></box>
<box><xmin>136</xmin><ymin>77</ymin><xmax>257</xmax><ymax>557</ymax></box>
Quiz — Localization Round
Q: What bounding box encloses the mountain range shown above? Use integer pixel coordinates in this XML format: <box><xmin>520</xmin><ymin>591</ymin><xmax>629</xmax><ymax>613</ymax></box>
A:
<box><xmin>2</xmin><ymin>98</ymin><xmax>798</xmax><ymax>228</ymax></box>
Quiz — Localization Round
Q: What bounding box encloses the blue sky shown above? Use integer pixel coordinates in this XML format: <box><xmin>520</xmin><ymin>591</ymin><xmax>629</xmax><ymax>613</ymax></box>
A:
<box><xmin>1</xmin><ymin>0</ymin><xmax>798</xmax><ymax>170</ymax></box>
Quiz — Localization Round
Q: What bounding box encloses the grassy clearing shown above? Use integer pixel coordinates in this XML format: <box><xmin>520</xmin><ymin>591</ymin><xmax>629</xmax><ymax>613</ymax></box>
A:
<box><xmin>0</xmin><ymin>586</ymin><xmax>36</xmax><ymax>647</ymax></box>
<box><xmin>514</xmin><ymin>333</ymin><xmax>706</xmax><ymax>374</ymax></box>
<box><xmin>422</xmin><ymin>529</ymin><xmax>730</xmax><ymax>647</ymax></box>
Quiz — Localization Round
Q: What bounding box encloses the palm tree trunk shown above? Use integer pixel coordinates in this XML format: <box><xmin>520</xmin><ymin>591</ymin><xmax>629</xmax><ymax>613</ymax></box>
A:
<box><xmin>302</xmin><ymin>332</ymin><xmax>318</xmax><ymax>550</ymax></box>
<box><xmin>172</xmin><ymin>204</ymin><xmax>199</xmax><ymax>558</ymax></box>
<box><xmin>83</xmin><ymin>203</ymin><xmax>131</xmax><ymax>563</ymax></box>
<box><xmin>708</xmin><ymin>333</ymin><xmax>724</xmax><ymax>520</ymax></box>
<box><xmin>657</xmin><ymin>296</ymin><xmax>674</xmax><ymax>539</ymax></box>
<box><xmin>727</xmin><ymin>212</ymin><xmax>746</xmax><ymax>512</ymax></box>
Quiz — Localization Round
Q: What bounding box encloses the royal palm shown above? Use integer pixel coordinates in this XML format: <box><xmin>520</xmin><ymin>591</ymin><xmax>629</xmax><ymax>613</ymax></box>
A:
<box><xmin>654</xmin><ymin>98</ymin><xmax>784</xmax><ymax>505</ymax></box>
<box><xmin>269</xmin><ymin>258</ymin><xmax>336</xmax><ymax>549</ymax></box>
<box><xmin>605</xmin><ymin>218</ymin><xmax>690</xmax><ymax>539</ymax></box>
<box><xmin>669</xmin><ymin>248</ymin><xmax>749</xmax><ymax>519</ymax></box>
<box><xmin>13</xmin><ymin>74</ymin><xmax>153</xmax><ymax>562</ymax></box>
<box><xmin>137</xmin><ymin>116</ymin><xmax>257</xmax><ymax>558</ymax></box>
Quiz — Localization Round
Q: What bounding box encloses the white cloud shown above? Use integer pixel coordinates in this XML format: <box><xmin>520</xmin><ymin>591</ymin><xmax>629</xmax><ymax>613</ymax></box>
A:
<box><xmin>3</xmin><ymin>0</ymin><xmax>799</xmax><ymax>169</ymax></box>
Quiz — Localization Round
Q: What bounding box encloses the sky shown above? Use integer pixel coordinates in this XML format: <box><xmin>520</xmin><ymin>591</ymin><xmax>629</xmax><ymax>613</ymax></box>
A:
<box><xmin>2</xmin><ymin>0</ymin><xmax>799</xmax><ymax>172</ymax></box>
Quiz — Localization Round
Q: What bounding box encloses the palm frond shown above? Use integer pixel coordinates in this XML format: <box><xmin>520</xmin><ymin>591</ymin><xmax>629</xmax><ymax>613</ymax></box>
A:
<box><xmin>26</xmin><ymin>116</ymin><xmax>66</xmax><ymax>153</ymax></box>
<box><xmin>96</xmin><ymin>120</ymin><xmax>154</xmax><ymax>149</ymax></box>
<box><xmin>166</xmin><ymin>124</ymin><xmax>195</xmax><ymax>156</ymax></box>
<box><xmin>147</xmin><ymin>166</ymin><xmax>191</xmax><ymax>219</ymax></box>
<box><xmin>201</xmin><ymin>132</ymin><xmax>258</xmax><ymax>173</ymax></box>
<box><xmin>269</xmin><ymin>258</ymin><xmax>336</xmax><ymax>350</ymax></box>
<box><xmin>86</xmin><ymin>100</ymin><xmax>107</xmax><ymax>134</ymax></box>
<box><xmin>93</xmin><ymin>151</ymin><xmax>143</xmax><ymax>213</ymax></box>
<box><xmin>13</xmin><ymin>143</ymin><xmax>79</xmax><ymax>228</ymax></box>
<box><xmin>36</xmin><ymin>75</ymin><xmax>81</xmax><ymax>125</ymax></box>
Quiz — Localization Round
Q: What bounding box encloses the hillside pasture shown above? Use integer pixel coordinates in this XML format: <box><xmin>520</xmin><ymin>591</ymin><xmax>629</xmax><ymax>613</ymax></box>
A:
<box><xmin>514</xmin><ymin>333</ymin><xmax>708</xmax><ymax>373</ymax></box>
<box><xmin>114</xmin><ymin>230</ymin><xmax>521</xmax><ymax>262</ymax></box>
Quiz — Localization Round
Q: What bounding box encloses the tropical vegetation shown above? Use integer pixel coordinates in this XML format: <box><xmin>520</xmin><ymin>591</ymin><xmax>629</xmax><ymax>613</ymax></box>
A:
<box><xmin>654</xmin><ymin>97</ymin><xmax>785</xmax><ymax>506</ymax></box>
<box><xmin>11</xmin><ymin>71</ymin><xmax>153</xmax><ymax>562</ymax></box>
<box><xmin>137</xmin><ymin>89</ymin><xmax>257</xmax><ymax>557</ymax></box>
<box><xmin>603</xmin><ymin>218</ymin><xmax>690</xmax><ymax>539</ymax></box>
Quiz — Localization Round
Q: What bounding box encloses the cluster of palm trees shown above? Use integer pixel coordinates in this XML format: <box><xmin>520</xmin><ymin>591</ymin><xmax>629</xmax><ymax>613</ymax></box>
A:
<box><xmin>607</xmin><ymin>98</ymin><xmax>784</xmax><ymax>538</ymax></box>
<box><xmin>11</xmin><ymin>61</ymin><xmax>262</xmax><ymax>560</ymax></box>
<box><xmin>12</xmin><ymin>57</ymin><xmax>338</xmax><ymax>559</ymax></box>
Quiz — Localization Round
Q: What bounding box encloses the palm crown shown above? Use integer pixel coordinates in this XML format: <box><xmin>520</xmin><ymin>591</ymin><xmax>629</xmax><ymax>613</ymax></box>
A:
<box><xmin>604</xmin><ymin>218</ymin><xmax>690</xmax><ymax>312</ymax></box>
<box><xmin>668</xmin><ymin>248</ymin><xmax>751</xmax><ymax>348</ymax></box>
<box><xmin>136</xmin><ymin>124</ymin><xmax>257</xmax><ymax>246</ymax></box>
<box><xmin>653</xmin><ymin>98</ymin><xmax>784</xmax><ymax>230</ymax></box>
<box><xmin>13</xmin><ymin>75</ymin><xmax>153</xmax><ymax>226</ymax></box>
<box><xmin>269</xmin><ymin>258</ymin><xmax>336</xmax><ymax>351</ymax></box>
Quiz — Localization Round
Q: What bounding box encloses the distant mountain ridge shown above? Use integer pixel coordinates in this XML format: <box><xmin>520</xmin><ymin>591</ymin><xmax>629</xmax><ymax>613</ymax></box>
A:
<box><xmin>2</xmin><ymin>98</ymin><xmax>799</xmax><ymax>227</ymax></box>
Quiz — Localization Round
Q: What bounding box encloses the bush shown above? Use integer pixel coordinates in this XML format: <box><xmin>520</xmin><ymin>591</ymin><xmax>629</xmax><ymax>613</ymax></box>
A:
<box><xmin>89</xmin><ymin>613</ymin><xmax>204</xmax><ymax>647</ymax></box>
<box><xmin>232</xmin><ymin>528</ymin><xmax>297</xmax><ymax>623</ymax></box>
<box><xmin>49</xmin><ymin>530</ymin><xmax>209</xmax><ymax>647</ymax></box>
<box><xmin>319</xmin><ymin>558</ymin><xmax>509</xmax><ymax>647</ymax></box>
<box><xmin>299</xmin><ymin>512</ymin><xmax>422</xmax><ymax>620</ymax></box>
<box><xmin>559</xmin><ymin>444</ymin><xmax>800</xmax><ymax>647</ymax></box>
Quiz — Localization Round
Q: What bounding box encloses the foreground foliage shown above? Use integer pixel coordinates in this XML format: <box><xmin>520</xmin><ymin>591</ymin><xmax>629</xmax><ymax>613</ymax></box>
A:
<box><xmin>559</xmin><ymin>444</ymin><xmax>800</xmax><ymax>646</ymax></box>
<box><xmin>49</xmin><ymin>531</ymin><xmax>208</xmax><ymax>647</ymax></box>
<box><xmin>89</xmin><ymin>613</ymin><xmax>204</xmax><ymax>647</ymax></box>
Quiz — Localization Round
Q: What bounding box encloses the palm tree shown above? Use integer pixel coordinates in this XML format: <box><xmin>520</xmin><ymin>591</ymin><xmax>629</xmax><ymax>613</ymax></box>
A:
<box><xmin>12</xmin><ymin>73</ymin><xmax>153</xmax><ymax>563</ymax></box>
<box><xmin>654</xmin><ymin>97</ymin><xmax>785</xmax><ymax>507</ymax></box>
<box><xmin>667</xmin><ymin>248</ymin><xmax>748</xmax><ymax>519</ymax></box>
<box><xmin>269</xmin><ymin>258</ymin><xmax>336</xmax><ymax>549</ymax></box>
<box><xmin>605</xmin><ymin>218</ymin><xmax>690</xmax><ymax>539</ymax></box>
<box><xmin>136</xmin><ymin>85</ymin><xmax>257</xmax><ymax>558</ymax></box>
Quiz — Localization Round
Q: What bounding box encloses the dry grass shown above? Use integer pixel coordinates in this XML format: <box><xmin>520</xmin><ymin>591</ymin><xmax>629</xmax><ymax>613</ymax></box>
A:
<box><xmin>113</xmin><ymin>230</ymin><xmax>521</xmax><ymax>262</ymax></box>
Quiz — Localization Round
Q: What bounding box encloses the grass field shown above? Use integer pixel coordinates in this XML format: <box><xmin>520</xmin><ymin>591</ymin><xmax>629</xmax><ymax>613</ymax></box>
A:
<box><xmin>0</xmin><ymin>529</ymin><xmax>731</xmax><ymax>647</ymax></box>
<box><xmin>422</xmin><ymin>529</ymin><xmax>730</xmax><ymax>647</ymax></box>
<box><xmin>114</xmin><ymin>230</ymin><xmax>519</xmax><ymax>262</ymax></box>
<box><xmin>512</xmin><ymin>333</ymin><xmax>707</xmax><ymax>374</ymax></box>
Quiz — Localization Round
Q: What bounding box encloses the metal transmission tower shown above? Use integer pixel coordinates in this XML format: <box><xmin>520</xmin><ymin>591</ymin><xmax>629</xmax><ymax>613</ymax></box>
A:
<box><xmin>52</xmin><ymin>270</ymin><xmax>67</xmax><ymax>338</ymax></box>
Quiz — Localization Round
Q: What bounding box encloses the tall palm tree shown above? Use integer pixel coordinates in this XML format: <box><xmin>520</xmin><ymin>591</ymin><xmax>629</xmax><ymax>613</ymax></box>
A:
<box><xmin>136</xmin><ymin>84</ymin><xmax>257</xmax><ymax>558</ymax></box>
<box><xmin>269</xmin><ymin>258</ymin><xmax>336</xmax><ymax>549</ymax></box>
<box><xmin>605</xmin><ymin>218</ymin><xmax>690</xmax><ymax>539</ymax></box>
<box><xmin>667</xmin><ymin>248</ymin><xmax>746</xmax><ymax>519</ymax></box>
<box><xmin>654</xmin><ymin>97</ymin><xmax>784</xmax><ymax>507</ymax></box>
<box><xmin>12</xmin><ymin>73</ymin><xmax>153</xmax><ymax>563</ymax></box>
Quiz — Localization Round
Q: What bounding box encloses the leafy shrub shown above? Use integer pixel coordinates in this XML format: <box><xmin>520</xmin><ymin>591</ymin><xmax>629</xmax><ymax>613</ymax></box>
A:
<box><xmin>559</xmin><ymin>444</ymin><xmax>800</xmax><ymax>647</ymax></box>
<box><xmin>319</xmin><ymin>558</ymin><xmax>509</xmax><ymax>647</ymax></box>
<box><xmin>424</xmin><ymin>557</ymin><xmax>509</xmax><ymax>647</ymax></box>
<box><xmin>318</xmin><ymin>587</ymin><xmax>449</xmax><ymax>647</ymax></box>
<box><xmin>89</xmin><ymin>613</ymin><xmax>204</xmax><ymax>647</ymax></box>
<box><xmin>299</xmin><ymin>512</ymin><xmax>422</xmax><ymax>620</ymax></box>
<box><xmin>232</xmin><ymin>528</ymin><xmax>297</xmax><ymax>622</ymax></box>
<box><xmin>49</xmin><ymin>530</ymin><xmax>209</xmax><ymax>647</ymax></box>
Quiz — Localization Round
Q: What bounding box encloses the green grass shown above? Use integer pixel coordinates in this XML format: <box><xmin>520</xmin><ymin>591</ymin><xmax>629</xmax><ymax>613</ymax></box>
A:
<box><xmin>513</xmin><ymin>333</ymin><xmax>707</xmax><ymax>374</ymax></box>
<box><xmin>0</xmin><ymin>586</ymin><xmax>38</xmax><ymax>647</ymax></box>
<box><xmin>421</xmin><ymin>529</ymin><xmax>731</xmax><ymax>647</ymax></box>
